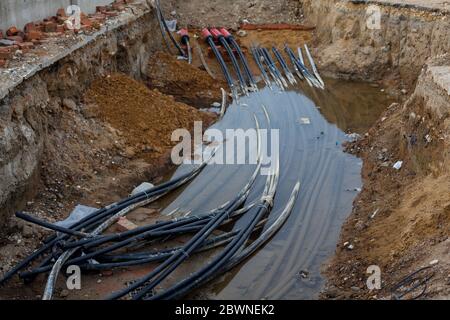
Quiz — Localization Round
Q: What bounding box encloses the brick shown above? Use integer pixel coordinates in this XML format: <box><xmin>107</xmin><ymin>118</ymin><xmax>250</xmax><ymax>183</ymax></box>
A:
<box><xmin>92</xmin><ymin>14</ymin><xmax>107</xmax><ymax>23</ymax></box>
<box><xmin>57</xmin><ymin>16</ymin><xmax>68</xmax><ymax>24</ymax></box>
<box><xmin>24</xmin><ymin>30</ymin><xmax>42</xmax><ymax>41</ymax></box>
<box><xmin>56</xmin><ymin>25</ymin><xmax>65</xmax><ymax>33</ymax></box>
<box><xmin>104</xmin><ymin>11</ymin><xmax>118</xmax><ymax>17</ymax></box>
<box><xmin>96</xmin><ymin>6</ymin><xmax>108</xmax><ymax>13</ymax></box>
<box><xmin>56</xmin><ymin>8</ymin><xmax>67</xmax><ymax>17</ymax></box>
<box><xmin>80</xmin><ymin>17</ymin><xmax>93</xmax><ymax>27</ymax></box>
<box><xmin>101</xmin><ymin>270</ymin><xmax>113</xmax><ymax>277</ymax></box>
<box><xmin>0</xmin><ymin>46</ymin><xmax>16</xmax><ymax>60</ymax></box>
<box><xmin>6</xmin><ymin>26</ymin><xmax>19</xmax><ymax>37</ymax></box>
<box><xmin>112</xmin><ymin>3</ymin><xmax>125</xmax><ymax>11</ymax></box>
<box><xmin>43</xmin><ymin>21</ymin><xmax>57</xmax><ymax>33</ymax></box>
<box><xmin>116</xmin><ymin>217</ymin><xmax>138</xmax><ymax>232</ymax></box>
<box><xmin>32</xmin><ymin>23</ymin><xmax>44</xmax><ymax>32</ymax></box>
<box><xmin>24</xmin><ymin>22</ymin><xmax>37</xmax><ymax>33</ymax></box>
<box><xmin>44</xmin><ymin>16</ymin><xmax>58</xmax><ymax>23</ymax></box>
<box><xmin>18</xmin><ymin>42</ymin><xmax>34</xmax><ymax>53</ymax></box>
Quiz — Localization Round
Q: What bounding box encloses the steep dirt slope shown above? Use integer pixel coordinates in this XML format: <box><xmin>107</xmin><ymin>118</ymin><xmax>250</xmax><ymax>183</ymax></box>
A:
<box><xmin>323</xmin><ymin>56</ymin><xmax>450</xmax><ymax>300</ymax></box>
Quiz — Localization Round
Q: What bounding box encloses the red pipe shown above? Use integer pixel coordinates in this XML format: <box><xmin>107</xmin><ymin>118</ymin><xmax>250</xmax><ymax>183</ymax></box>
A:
<box><xmin>210</xmin><ymin>28</ymin><xmax>223</xmax><ymax>39</ymax></box>
<box><xmin>201</xmin><ymin>28</ymin><xmax>212</xmax><ymax>40</ymax></box>
<box><xmin>219</xmin><ymin>28</ymin><xmax>231</xmax><ymax>38</ymax></box>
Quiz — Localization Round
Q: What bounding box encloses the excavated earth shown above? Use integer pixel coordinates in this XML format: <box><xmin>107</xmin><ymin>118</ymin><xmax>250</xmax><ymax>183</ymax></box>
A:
<box><xmin>0</xmin><ymin>0</ymin><xmax>449</xmax><ymax>300</ymax></box>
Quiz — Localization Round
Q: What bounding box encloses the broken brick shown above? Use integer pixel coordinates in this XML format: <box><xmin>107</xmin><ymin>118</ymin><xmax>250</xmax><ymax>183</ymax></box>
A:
<box><xmin>112</xmin><ymin>3</ymin><xmax>125</xmax><ymax>11</ymax></box>
<box><xmin>57</xmin><ymin>16</ymin><xmax>68</xmax><ymax>24</ymax></box>
<box><xmin>56</xmin><ymin>8</ymin><xmax>67</xmax><ymax>17</ymax></box>
<box><xmin>96</xmin><ymin>6</ymin><xmax>108</xmax><ymax>13</ymax></box>
<box><xmin>24</xmin><ymin>30</ymin><xmax>43</xmax><ymax>41</ymax></box>
<box><xmin>104</xmin><ymin>11</ymin><xmax>119</xmax><ymax>17</ymax></box>
<box><xmin>80</xmin><ymin>17</ymin><xmax>93</xmax><ymax>27</ymax></box>
<box><xmin>44</xmin><ymin>16</ymin><xmax>58</xmax><ymax>23</ymax></box>
<box><xmin>116</xmin><ymin>217</ymin><xmax>138</xmax><ymax>232</ymax></box>
<box><xmin>101</xmin><ymin>270</ymin><xmax>113</xmax><ymax>277</ymax></box>
<box><xmin>24</xmin><ymin>22</ymin><xmax>37</xmax><ymax>33</ymax></box>
<box><xmin>56</xmin><ymin>25</ymin><xmax>65</xmax><ymax>33</ymax></box>
<box><xmin>6</xmin><ymin>26</ymin><xmax>19</xmax><ymax>37</ymax></box>
<box><xmin>18</xmin><ymin>42</ymin><xmax>34</xmax><ymax>53</ymax></box>
<box><xmin>0</xmin><ymin>59</ymin><xmax>7</xmax><ymax>68</ymax></box>
<box><xmin>43</xmin><ymin>21</ymin><xmax>57</xmax><ymax>33</ymax></box>
<box><xmin>91</xmin><ymin>14</ymin><xmax>107</xmax><ymax>23</ymax></box>
<box><xmin>0</xmin><ymin>46</ymin><xmax>17</xmax><ymax>60</ymax></box>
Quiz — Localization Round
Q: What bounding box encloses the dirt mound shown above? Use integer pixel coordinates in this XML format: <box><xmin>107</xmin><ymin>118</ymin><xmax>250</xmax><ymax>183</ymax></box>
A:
<box><xmin>85</xmin><ymin>73</ymin><xmax>217</xmax><ymax>161</ymax></box>
<box><xmin>146</xmin><ymin>51</ymin><xmax>225</xmax><ymax>108</ymax></box>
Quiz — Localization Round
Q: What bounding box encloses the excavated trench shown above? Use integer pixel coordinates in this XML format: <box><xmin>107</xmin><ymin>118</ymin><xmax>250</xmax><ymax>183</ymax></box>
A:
<box><xmin>0</xmin><ymin>0</ymin><xmax>449</xmax><ymax>300</ymax></box>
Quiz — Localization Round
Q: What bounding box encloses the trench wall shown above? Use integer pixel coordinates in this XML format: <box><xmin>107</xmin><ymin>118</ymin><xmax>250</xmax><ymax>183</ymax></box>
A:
<box><xmin>0</xmin><ymin>0</ymin><xmax>114</xmax><ymax>30</ymax></box>
<box><xmin>300</xmin><ymin>0</ymin><xmax>450</xmax><ymax>86</ymax></box>
<box><xmin>0</xmin><ymin>3</ymin><xmax>162</xmax><ymax>227</ymax></box>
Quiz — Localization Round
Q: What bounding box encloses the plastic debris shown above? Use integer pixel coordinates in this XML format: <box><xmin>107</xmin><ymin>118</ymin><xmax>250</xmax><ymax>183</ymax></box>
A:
<box><xmin>54</xmin><ymin>205</ymin><xmax>98</xmax><ymax>228</ymax></box>
<box><xmin>131</xmin><ymin>182</ymin><xmax>156</xmax><ymax>196</ymax></box>
<box><xmin>346</xmin><ymin>133</ymin><xmax>361</xmax><ymax>141</ymax></box>
<box><xmin>237</xmin><ymin>30</ymin><xmax>247</xmax><ymax>37</ymax></box>
<box><xmin>393</xmin><ymin>161</ymin><xmax>403</xmax><ymax>170</ymax></box>
<box><xmin>165</xmin><ymin>19</ymin><xmax>177</xmax><ymax>32</ymax></box>
<box><xmin>370</xmin><ymin>209</ymin><xmax>380</xmax><ymax>219</ymax></box>
<box><xmin>299</xmin><ymin>117</ymin><xmax>311</xmax><ymax>125</ymax></box>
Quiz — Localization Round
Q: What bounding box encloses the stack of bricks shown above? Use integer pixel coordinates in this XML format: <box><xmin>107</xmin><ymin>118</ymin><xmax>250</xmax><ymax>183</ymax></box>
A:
<box><xmin>0</xmin><ymin>1</ymin><xmax>133</xmax><ymax>68</ymax></box>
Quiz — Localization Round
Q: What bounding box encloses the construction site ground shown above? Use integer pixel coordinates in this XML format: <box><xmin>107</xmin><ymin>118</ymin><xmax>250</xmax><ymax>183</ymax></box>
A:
<box><xmin>0</xmin><ymin>0</ymin><xmax>448</xmax><ymax>300</ymax></box>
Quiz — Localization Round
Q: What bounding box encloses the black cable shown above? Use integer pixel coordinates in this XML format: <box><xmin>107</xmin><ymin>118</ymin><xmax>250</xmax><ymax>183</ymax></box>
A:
<box><xmin>212</xmin><ymin>29</ymin><xmax>247</xmax><ymax>95</ymax></box>
<box><xmin>155</xmin><ymin>0</ymin><xmax>185</xmax><ymax>57</ymax></box>
<box><xmin>227</xmin><ymin>35</ymin><xmax>257</xmax><ymax>89</ymax></box>
<box><xmin>272</xmin><ymin>47</ymin><xmax>296</xmax><ymax>84</ymax></box>
<box><xmin>4</xmin><ymin>163</ymin><xmax>207</xmax><ymax>284</ymax></box>
<box><xmin>109</xmin><ymin>162</ymin><xmax>261</xmax><ymax>300</ymax></box>
<box><xmin>15</xmin><ymin>212</ymin><xmax>89</xmax><ymax>238</ymax></box>
<box><xmin>147</xmin><ymin>201</ymin><xmax>272</xmax><ymax>300</ymax></box>
<box><xmin>250</xmin><ymin>46</ymin><xmax>271</xmax><ymax>87</ymax></box>
<box><xmin>203</xmin><ymin>30</ymin><xmax>235</xmax><ymax>95</ymax></box>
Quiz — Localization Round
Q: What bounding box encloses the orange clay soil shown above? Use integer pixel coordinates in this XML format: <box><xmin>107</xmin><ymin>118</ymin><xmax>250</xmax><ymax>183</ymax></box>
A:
<box><xmin>85</xmin><ymin>73</ymin><xmax>217</xmax><ymax>161</ymax></box>
<box><xmin>146</xmin><ymin>51</ymin><xmax>226</xmax><ymax>108</ymax></box>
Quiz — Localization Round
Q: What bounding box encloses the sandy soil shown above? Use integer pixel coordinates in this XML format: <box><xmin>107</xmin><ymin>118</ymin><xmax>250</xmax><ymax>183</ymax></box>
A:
<box><xmin>86</xmin><ymin>73</ymin><xmax>216</xmax><ymax>161</ymax></box>
<box><xmin>146</xmin><ymin>51</ymin><xmax>226</xmax><ymax>108</ymax></box>
<box><xmin>161</xmin><ymin>0</ymin><xmax>303</xmax><ymax>30</ymax></box>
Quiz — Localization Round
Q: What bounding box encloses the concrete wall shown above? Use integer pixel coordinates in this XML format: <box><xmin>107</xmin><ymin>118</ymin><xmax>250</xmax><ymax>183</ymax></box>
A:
<box><xmin>0</xmin><ymin>0</ymin><xmax>113</xmax><ymax>30</ymax></box>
